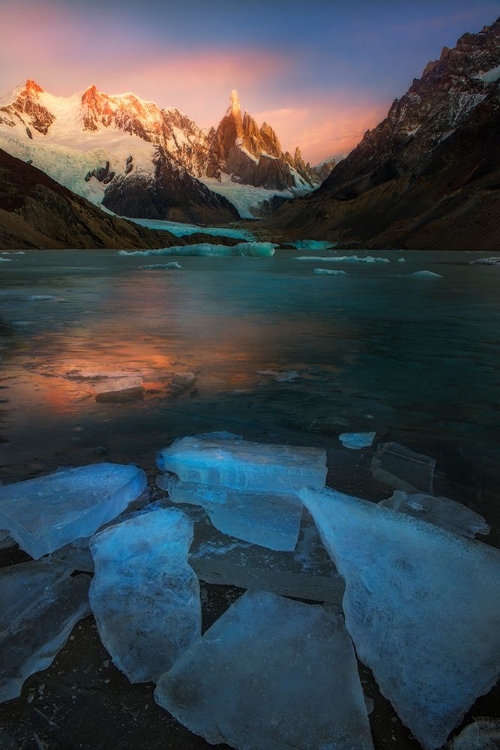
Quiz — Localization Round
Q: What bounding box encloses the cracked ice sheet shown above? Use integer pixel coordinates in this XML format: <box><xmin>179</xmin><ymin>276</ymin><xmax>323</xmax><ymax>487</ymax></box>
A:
<box><xmin>0</xmin><ymin>463</ymin><xmax>147</xmax><ymax>559</ymax></box>
<box><xmin>89</xmin><ymin>508</ymin><xmax>201</xmax><ymax>684</ymax></box>
<box><xmin>0</xmin><ymin>574</ymin><xmax>91</xmax><ymax>703</ymax></box>
<box><xmin>300</xmin><ymin>486</ymin><xmax>500</xmax><ymax>750</ymax></box>
<box><xmin>155</xmin><ymin>590</ymin><xmax>374</xmax><ymax>750</ymax></box>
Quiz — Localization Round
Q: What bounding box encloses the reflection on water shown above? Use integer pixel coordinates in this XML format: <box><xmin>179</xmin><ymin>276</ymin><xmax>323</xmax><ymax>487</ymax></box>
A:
<box><xmin>1</xmin><ymin>249</ymin><xmax>500</xmax><ymax>534</ymax></box>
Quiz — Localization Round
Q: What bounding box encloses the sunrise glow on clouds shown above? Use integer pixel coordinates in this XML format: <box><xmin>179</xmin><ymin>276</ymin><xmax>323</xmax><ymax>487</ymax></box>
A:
<box><xmin>1</xmin><ymin>0</ymin><xmax>500</xmax><ymax>164</ymax></box>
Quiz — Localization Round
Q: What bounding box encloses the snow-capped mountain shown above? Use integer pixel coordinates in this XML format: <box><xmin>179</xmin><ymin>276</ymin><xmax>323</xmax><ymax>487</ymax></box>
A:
<box><xmin>268</xmin><ymin>17</ymin><xmax>500</xmax><ymax>250</ymax></box>
<box><xmin>0</xmin><ymin>81</ymin><xmax>320</xmax><ymax>221</ymax></box>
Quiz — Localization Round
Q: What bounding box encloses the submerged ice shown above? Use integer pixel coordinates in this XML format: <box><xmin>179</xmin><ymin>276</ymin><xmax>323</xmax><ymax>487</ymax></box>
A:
<box><xmin>155</xmin><ymin>590</ymin><xmax>374</xmax><ymax>750</ymax></box>
<box><xmin>300</xmin><ymin>486</ymin><xmax>500</xmax><ymax>750</ymax></box>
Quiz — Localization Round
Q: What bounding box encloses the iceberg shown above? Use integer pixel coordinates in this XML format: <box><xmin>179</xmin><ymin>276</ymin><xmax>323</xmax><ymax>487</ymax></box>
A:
<box><xmin>155</xmin><ymin>590</ymin><xmax>374</xmax><ymax>750</ymax></box>
<box><xmin>118</xmin><ymin>241</ymin><xmax>276</xmax><ymax>258</ymax></box>
<box><xmin>0</xmin><ymin>463</ymin><xmax>147</xmax><ymax>559</ymax></box>
<box><xmin>0</xmin><ymin>574</ymin><xmax>90</xmax><ymax>703</ymax></box>
<box><xmin>339</xmin><ymin>431</ymin><xmax>376</xmax><ymax>449</ymax></box>
<box><xmin>406</xmin><ymin>270</ymin><xmax>443</xmax><ymax>278</ymax></box>
<box><xmin>159</xmin><ymin>474</ymin><xmax>303</xmax><ymax>552</ymax></box>
<box><xmin>89</xmin><ymin>508</ymin><xmax>201</xmax><ymax>683</ymax></box>
<box><xmin>295</xmin><ymin>254</ymin><xmax>390</xmax><ymax>263</ymax></box>
<box><xmin>300</xmin><ymin>486</ymin><xmax>500</xmax><ymax>750</ymax></box>
<box><xmin>313</xmin><ymin>268</ymin><xmax>348</xmax><ymax>275</ymax></box>
<box><xmin>291</xmin><ymin>239</ymin><xmax>337</xmax><ymax>250</ymax></box>
<box><xmin>371</xmin><ymin>441</ymin><xmax>436</xmax><ymax>494</ymax></box>
<box><xmin>156</xmin><ymin>434</ymin><xmax>327</xmax><ymax>492</ymax></box>
<box><xmin>379</xmin><ymin>490</ymin><xmax>490</xmax><ymax>538</ymax></box>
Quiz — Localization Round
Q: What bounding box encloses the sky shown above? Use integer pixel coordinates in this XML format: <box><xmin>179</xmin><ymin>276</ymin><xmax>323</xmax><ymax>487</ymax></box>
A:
<box><xmin>1</xmin><ymin>0</ymin><xmax>500</xmax><ymax>164</ymax></box>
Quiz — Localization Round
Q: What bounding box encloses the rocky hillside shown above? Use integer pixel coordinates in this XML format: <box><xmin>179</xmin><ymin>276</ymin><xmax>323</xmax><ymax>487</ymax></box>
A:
<box><xmin>268</xmin><ymin>18</ymin><xmax>500</xmax><ymax>250</ymax></box>
<box><xmin>0</xmin><ymin>148</ymin><xmax>185</xmax><ymax>250</ymax></box>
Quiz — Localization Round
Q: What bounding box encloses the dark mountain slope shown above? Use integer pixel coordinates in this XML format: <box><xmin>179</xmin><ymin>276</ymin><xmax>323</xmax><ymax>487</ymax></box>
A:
<box><xmin>0</xmin><ymin>148</ymin><xmax>184</xmax><ymax>250</ymax></box>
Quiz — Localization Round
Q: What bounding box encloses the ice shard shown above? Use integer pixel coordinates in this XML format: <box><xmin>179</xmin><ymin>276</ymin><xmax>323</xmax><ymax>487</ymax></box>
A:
<box><xmin>89</xmin><ymin>508</ymin><xmax>201</xmax><ymax>684</ymax></box>
<box><xmin>379</xmin><ymin>490</ymin><xmax>490</xmax><ymax>538</ymax></box>
<box><xmin>0</xmin><ymin>574</ymin><xmax>90</xmax><ymax>703</ymax></box>
<box><xmin>156</xmin><ymin>434</ymin><xmax>327</xmax><ymax>492</ymax></box>
<box><xmin>371</xmin><ymin>441</ymin><xmax>436</xmax><ymax>493</ymax></box>
<box><xmin>159</xmin><ymin>474</ymin><xmax>303</xmax><ymax>551</ymax></box>
<box><xmin>0</xmin><ymin>463</ymin><xmax>147</xmax><ymax>559</ymax></box>
<box><xmin>300</xmin><ymin>486</ymin><xmax>500</xmax><ymax>750</ymax></box>
<box><xmin>155</xmin><ymin>590</ymin><xmax>374</xmax><ymax>750</ymax></box>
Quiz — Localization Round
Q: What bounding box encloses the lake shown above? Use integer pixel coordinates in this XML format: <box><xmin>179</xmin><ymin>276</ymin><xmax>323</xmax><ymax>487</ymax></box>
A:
<box><xmin>1</xmin><ymin>247</ymin><xmax>499</xmax><ymax>541</ymax></box>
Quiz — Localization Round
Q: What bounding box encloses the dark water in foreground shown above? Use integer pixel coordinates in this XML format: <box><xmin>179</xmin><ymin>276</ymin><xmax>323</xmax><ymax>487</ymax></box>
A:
<box><xmin>1</xmin><ymin>248</ymin><xmax>499</xmax><ymax>533</ymax></box>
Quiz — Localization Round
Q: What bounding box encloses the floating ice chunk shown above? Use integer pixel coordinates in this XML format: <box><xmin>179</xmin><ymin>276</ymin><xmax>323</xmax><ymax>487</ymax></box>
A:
<box><xmin>449</xmin><ymin>718</ymin><xmax>500</xmax><ymax>749</ymax></box>
<box><xmin>140</xmin><ymin>262</ymin><xmax>182</xmax><ymax>269</ymax></box>
<box><xmin>119</xmin><ymin>242</ymin><xmax>276</xmax><ymax>258</ymax></box>
<box><xmin>26</xmin><ymin>294</ymin><xmax>56</xmax><ymax>300</ymax></box>
<box><xmin>170</xmin><ymin>371</ymin><xmax>197</xmax><ymax>395</ymax></box>
<box><xmin>0</xmin><ymin>463</ymin><xmax>147</xmax><ymax>559</ymax></box>
<box><xmin>371</xmin><ymin>441</ymin><xmax>436</xmax><ymax>494</ymax></box>
<box><xmin>0</xmin><ymin>257</ymin><xmax>12</xmax><ymax>262</ymax></box>
<box><xmin>257</xmin><ymin>369</ymin><xmax>300</xmax><ymax>382</ymax></box>
<box><xmin>313</xmin><ymin>268</ymin><xmax>348</xmax><ymax>275</ymax></box>
<box><xmin>0</xmin><ymin>574</ymin><xmax>90</xmax><ymax>703</ymax></box>
<box><xmin>155</xmin><ymin>590</ymin><xmax>374</xmax><ymax>750</ymax></box>
<box><xmin>157</xmin><ymin>435</ymin><xmax>327</xmax><ymax>492</ymax></box>
<box><xmin>291</xmin><ymin>239</ymin><xmax>337</xmax><ymax>250</ymax></box>
<box><xmin>406</xmin><ymin>270</ymin><xmax>443</xmax><ymax>278</ymax></box>
<box><xmin>89</xmin><ymin>508</ymin><xmax>201</xmax><ymax>683</ymax></box>
<box><xmin>469</xmin><ymin>256</ymin><xmax>500</xmax><ymax>265</ymax></box>
<box><xmin>160</xmin><ymin>474</ymin><xmax>303</xmax><ymax>551</ymax></box>
<box><xmin>295</xmin><ymin>255</ymin><xmax>389</xmax><ymax>263</ymax></box>
<box><xmin>339</xmin><ymin>431</ymin><xmax>376</xmax><ymax>449</ymax></box>
<box><xmin>379</xmin><ymin>490</ymin><xmax>490</xmax><ymax>538</ymax></box>
<box><xmin>300</xmin><ymin>486</ymin><xmax>500</xmax><ymax>750</ymax></box>
<box><xmin>94</xmin><ymin>376</ymin><xmax>144</xmax><ymax>403</ymax></box>
<box><xmin>0</xmin><ymin>558</ymin><xmax>73</xmax><ymax>633</ymax></box>
<box><xmin>397</xmin><ymin>257</ymin><xmax>407</xmax><ymax>263</ymax></box>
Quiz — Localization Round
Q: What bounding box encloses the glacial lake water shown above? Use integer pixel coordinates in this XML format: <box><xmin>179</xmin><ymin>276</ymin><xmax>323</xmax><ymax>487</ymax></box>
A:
<box><xmin>1</xmin><ymin>248</ymin><xmax>499</xmax><ymax>545</ymax></box>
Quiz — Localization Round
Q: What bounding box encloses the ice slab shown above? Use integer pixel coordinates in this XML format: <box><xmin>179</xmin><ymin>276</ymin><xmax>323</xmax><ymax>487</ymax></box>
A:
<box><xmin>339</xmin><ymin>431</ymin><xmax>376</xmax><ymax>449</ymax></box>
<box><xmin>89</xmin><ymin>508</ymin><xmax>201</xmax><ymax>684</ymax></box>
<box><xmin>295</xmin><ymin>254</ymin><xmax>390</xmax><ymax>263</ymax></box>
<box><xmin>371</xmin><ymin>441</ymin><xmax>436</xmax><ymax>493</ymax></box>
<box><xmin>470</xmin><ymin>256</ymin><xmax>500</xmax><ymax>265</ymax></box>
<box><xmin>0</xmin><ymin>558</ymin><xmax>73</xmax><ymax>634</ymax></box>
<box><xmin>159</xmin><ymin>474</ymin><xmax>303</xmax><ymax>552</ymax></box>
<box><xmin>156</xmin><ymin>435</ymin><xmax>327</xmax><ymax>492</ymax></box>
<box><xmin>0</xmin><ymin>574</ymin><xmax>90</xmax><ymax>703</ymax></box>
<box><xmin>379</xmin><ymin>490</ymin><xmax>490</xmax><ymax>538</ymax></box>
<box><xmin>300</xmin><ymin>486</ymin><xmax>500</xmax><ymax>750</ymax></box>
<box><xmin>0</xmin><ymin>463</ymin><xmax>147</xmax><ymax>559</ymax></box>
<box><xmin>155</xmin><ymin>590</ymin><xmax>374</xmax><ymax>750</ymax></box>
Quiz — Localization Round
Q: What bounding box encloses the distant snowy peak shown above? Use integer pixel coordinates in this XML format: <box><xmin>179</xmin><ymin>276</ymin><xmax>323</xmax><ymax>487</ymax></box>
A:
<box><xmin>211</xmin><ymin>89</ymin><xmax>320</xmax><ymax>191</ymax></box>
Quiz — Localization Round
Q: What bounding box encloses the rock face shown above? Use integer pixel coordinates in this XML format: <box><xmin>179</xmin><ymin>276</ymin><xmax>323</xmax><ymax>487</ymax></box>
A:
<box><xmin>209</xmin><ymin>90</ymin><xmax>319</xmax><ymax>190</ymax></box>
<box><xmin>0</xmin><ymin>148</ymin><xmax>187</xmax><ymax>250</ymax></box>
<box><xmin>268</xmin><ymin>18</ymin><xmax>500</xmax><ymax>250</ymax></box>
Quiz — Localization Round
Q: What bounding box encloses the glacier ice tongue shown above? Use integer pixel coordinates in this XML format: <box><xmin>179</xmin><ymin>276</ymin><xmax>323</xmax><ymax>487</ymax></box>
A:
<box><xmin>0</xmin><ymin>463</ymin><xmax>147</xmax><ymax>559</ymax></box>
<box><xmin>160</xmin><ymin>474</ymin><xmax>303</xmax><ymax>551</ymax></box>
<box><xmin>156</xmin><ymin>434</ymin><xmax>327</xmax><ymax>492</ymax></box>
<box><xmin>89</xmin><ymin>508</ymin><xmax>201</xmax><ymax>684</ymax></box>
<box><xmin>155</xmin><ymin>590</ymin><xmax>374</xmax><ymax>750</ymax></box>
<box><xmin>379</xmin><ymin>490</ymin><xmax>490</xmax><ymax>538</ymax></box>
<box><xmin>300</xmin><ymin>486</ymin><xmax>500</xmax><ymax>750</ymax></box>
<box><xmin>0</xmin><ymin>573</ymin><xmax>91</xmax><ymax>703</ymax></box>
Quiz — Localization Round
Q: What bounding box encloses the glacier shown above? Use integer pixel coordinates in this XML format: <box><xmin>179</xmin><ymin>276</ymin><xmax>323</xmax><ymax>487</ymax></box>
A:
<box><xmin>155</xmin><ymin>590</ymin><xmax>374</xmax><ymax>750</ymax></box>
<box><xmin>300</xmin><ymin>485</ymin><xmax>500</xmax><ymax>750</ymax></box>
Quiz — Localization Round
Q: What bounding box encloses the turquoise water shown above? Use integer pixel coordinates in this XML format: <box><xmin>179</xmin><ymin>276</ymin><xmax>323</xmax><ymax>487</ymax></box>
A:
<box><xmin>1</xmin><ymin>248</ymin><xmax>499</xmax><ymax>532</ymax></box>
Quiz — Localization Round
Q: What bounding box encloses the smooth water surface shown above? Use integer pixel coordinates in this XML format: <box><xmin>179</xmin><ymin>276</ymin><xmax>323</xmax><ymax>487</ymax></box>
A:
<box><xmin>1</xmin><ymin>248</ymin><xmax>499</xmax><ymax>528</ymax></box>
